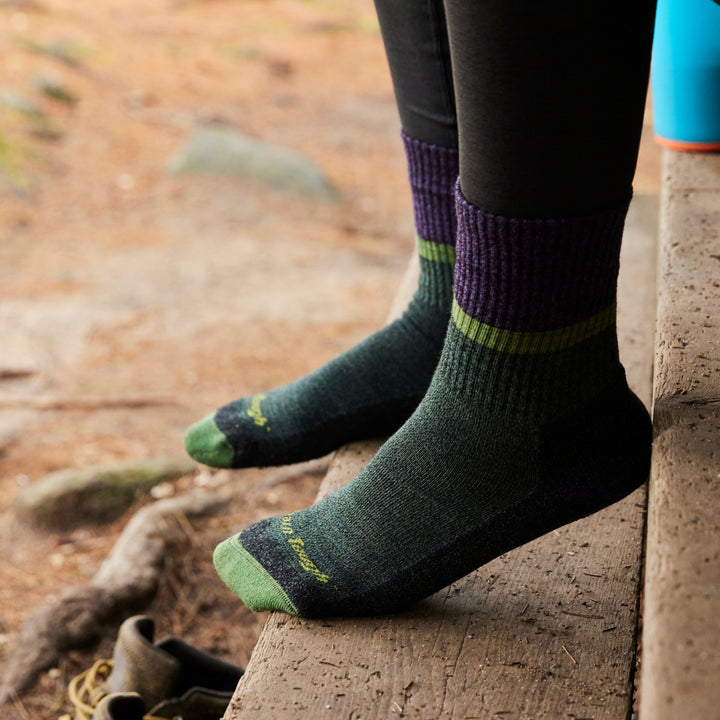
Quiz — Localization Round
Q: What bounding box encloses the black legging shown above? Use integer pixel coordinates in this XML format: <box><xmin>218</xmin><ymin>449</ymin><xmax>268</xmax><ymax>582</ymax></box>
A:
<box><xmin>373</xmin><ymin>0</ymin><xmax>657</xmax><ymax>218</ymax></box>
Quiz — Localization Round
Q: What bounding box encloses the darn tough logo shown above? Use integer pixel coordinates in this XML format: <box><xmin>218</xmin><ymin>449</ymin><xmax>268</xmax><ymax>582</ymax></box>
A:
<box><xmin>247</xmin><ymin>394</ymin><xmax>269</xmax><ymax>428</ymax></box>
<box><xmin>280</xmin><ymin>515</ymin><xmax>330</xmax><ymax>584</ymax></box>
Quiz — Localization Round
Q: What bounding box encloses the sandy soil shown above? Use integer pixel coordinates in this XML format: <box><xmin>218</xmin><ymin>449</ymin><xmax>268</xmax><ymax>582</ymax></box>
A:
<box><xmin>0</xmin><ymin>1</ymin><xmax>661</xmax><ymax>717</ymax></box>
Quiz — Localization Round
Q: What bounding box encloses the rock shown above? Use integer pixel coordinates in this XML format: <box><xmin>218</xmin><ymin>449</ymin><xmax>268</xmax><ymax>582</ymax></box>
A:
<box><xmin>13</xmin><ymin>456</ymin><xmax>198</xmax><ymax>530</ymax></box>
<box><xmin>167</xmin><ymin>125</ymin><xmax>339</xmax><ymax>201</ymax></box>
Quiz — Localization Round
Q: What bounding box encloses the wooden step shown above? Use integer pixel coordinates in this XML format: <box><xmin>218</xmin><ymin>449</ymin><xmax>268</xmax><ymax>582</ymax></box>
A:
<box><xmin>223</xmin><ymin>195</ymin><xmax>658</xmax><ymax>720</ymax></box>
<box><xmin>639</xmin><ymin>151</ymin><xmax>720</xmax><ymax>720</ymax></box>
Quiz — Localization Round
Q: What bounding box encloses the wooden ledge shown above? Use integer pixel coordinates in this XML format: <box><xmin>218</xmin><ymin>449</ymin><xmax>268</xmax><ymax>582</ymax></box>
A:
<box><xmin>639</xmin><ymin>151</ymin><xmax>720</xmax><ymax>720</ymax></box>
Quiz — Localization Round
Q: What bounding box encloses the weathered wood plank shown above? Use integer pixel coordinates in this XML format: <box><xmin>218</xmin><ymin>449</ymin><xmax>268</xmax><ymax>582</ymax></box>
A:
<box><xmin>225</xmin><ymin>196</ymin><xmax>657</xmax><ymax>720</ymax></box>
<box><xmin>639</xmin><ymin>151</ymin><xmax>720</xmax><ymax>720</ymax></box>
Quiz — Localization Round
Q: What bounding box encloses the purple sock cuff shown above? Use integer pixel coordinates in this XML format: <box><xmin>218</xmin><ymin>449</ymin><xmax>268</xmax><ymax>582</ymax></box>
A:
<box><xmin>402</xmin><ymin>131</ymin><xmax>459</xmax><ymax>246</ymax></box>
<box><xmin>454</xmin><ymin>184</ymin><xmax>630</xmax><ymax>332</ymax></box>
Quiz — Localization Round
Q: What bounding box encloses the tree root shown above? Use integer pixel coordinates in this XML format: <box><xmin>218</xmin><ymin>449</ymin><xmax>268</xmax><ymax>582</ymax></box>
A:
<box><xmin>0</xmin><ymin>486</ymin><xmax>231</xmax><ymax>705</ymax></box>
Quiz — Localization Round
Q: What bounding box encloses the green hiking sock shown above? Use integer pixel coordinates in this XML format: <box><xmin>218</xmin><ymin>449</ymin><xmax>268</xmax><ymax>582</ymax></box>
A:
<box><xmin>185</xmin><ymin>135</ymin><xmax>459</xmax><ymax>468</ymax></box>
<box><xmin>213</xmin><ymin>191</ymin><xmax>652</xmax><ymax>617</ymax></box>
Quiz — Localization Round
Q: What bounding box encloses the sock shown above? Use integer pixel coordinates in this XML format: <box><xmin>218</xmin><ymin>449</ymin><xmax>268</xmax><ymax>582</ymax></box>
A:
<box><xmin>213</xmin><ymin>188</ymin><xmax>652</xmax><ymax>617</ymax></box>
<box><xmin>185</xmin><ymin>134</ymin><xmax>459</xmax><ymax>468</ymax></box>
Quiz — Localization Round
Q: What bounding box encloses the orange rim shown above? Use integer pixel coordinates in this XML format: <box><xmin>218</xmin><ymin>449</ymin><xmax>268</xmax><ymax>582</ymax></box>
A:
<box><xmin>654</xmin><ymin>134</ymin><xmax>720</xmax><ymax>152</ymax></box>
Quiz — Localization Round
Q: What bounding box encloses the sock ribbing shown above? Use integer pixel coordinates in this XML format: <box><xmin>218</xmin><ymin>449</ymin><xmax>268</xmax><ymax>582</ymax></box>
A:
<box><xmin>453</xmin><ymin>185</ymin><xmax>629</xmax><ymax>332</ymax></box>
<box><xmin>443</xmin><ymin>186</ymin><xmax>631</xmax><ymax>413</ymax></box>
<box><xmin>403</xmin><ymin>131</ymin><xmax>459</xmax><ymax>247</ymax></box>
<box><xmin>403</xmin><ymin>132</ymin><xmax>458</xmax><ymax>311</ymax></box>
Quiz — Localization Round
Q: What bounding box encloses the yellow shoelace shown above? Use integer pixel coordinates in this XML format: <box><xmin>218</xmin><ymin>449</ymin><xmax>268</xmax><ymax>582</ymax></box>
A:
<box><xmin>59</xmin><ymin>659</ymin><xmax>175</xmax><ymax>720</ymax></box>
<box><xmin>61</xmin><ymin>658</ymin><xmax>114</xmax><ymax>720</ymax></box>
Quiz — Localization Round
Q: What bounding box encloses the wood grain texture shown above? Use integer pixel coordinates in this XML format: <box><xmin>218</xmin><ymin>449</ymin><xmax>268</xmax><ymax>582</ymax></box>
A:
<box><xmin>225</xmin><ymin>195</ymin><xmax>657</xmax><ymax>720</ymax></box>
<box><xmin>640</xmin><ymin>151</ymin><xmax>720</xmax><ymax>720</ymax></box>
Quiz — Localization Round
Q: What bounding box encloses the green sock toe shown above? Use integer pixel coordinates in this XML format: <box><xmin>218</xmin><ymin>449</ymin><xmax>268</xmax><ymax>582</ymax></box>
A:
<box><xmin>214</xmin><ymin>535</ymin><xmax>298</xmax><ymax>615</ymax></box>
<box><xmin>184</xmin><ymin>414</ymin><xmax>235</xmax><ymax>468</ymax></box>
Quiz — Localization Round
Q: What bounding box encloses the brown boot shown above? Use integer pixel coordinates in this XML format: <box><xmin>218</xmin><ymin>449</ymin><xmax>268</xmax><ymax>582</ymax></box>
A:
<box><xmin>90</xmin><ymin>694</ymin><xmax>145</xmax><ymax>720</ymax></box>
<box><xmin>65</xmin><ymin>616</ymin><xmax>243</xmax><ymax>720</ymax></box>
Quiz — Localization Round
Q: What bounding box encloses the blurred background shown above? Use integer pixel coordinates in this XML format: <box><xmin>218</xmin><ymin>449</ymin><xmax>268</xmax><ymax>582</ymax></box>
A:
<box><xmin>0</xmin><ymin>1</ymin><xmax>661</xmax><ymax>717</ymax></box>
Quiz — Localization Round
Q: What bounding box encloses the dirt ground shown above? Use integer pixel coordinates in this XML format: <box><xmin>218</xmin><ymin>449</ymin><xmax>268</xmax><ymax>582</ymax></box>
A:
<box><xmin>0</xmin><ymin>1</ymin><xmax>661</xmax><ymax>718</ymax></box>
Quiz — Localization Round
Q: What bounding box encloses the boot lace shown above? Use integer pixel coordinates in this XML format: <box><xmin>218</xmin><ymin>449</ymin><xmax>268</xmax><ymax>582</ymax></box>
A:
<box><xmin>59</xmin><ymin>659</ymin><xmax>175</xmax><ymax>720</ymax></box>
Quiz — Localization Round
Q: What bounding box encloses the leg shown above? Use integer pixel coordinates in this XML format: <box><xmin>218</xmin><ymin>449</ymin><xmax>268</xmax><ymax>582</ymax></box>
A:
<box><xmin>184</xmin><ymin>0</ymin><xmax>459</xmax><ymax>469</ymax></box>
<box><xmin>448</xmin><ymin>1</ymin><xmax>654</xmax><ymax>216</ymax></box>
<box><xmin>373</xmin><ymin>0</ymin><xmax>457</xmax><ymax>148</ymax></box>
<box><xmin>214</xmin><ymin>0</ymin><xmax>656</xmax><ymax>617</ymax></box>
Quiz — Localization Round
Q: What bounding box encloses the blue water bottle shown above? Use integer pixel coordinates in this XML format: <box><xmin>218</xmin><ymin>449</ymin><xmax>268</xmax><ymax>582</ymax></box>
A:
<box><xmin>651</xmin><ymin>0</ymin><xmax>720</xmax><ymax>151</ymax></box>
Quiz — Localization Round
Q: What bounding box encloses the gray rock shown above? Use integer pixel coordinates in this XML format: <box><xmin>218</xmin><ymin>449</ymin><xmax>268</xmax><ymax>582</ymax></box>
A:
<box><xmin>13</xmin><ymin>456</ymin><xmax>198</xmax><ymax>530</ymax></box>
<box><xmin>167</xmin><ymin>125</ymin><xmax>339</xmax><ymax>201</ymax></box>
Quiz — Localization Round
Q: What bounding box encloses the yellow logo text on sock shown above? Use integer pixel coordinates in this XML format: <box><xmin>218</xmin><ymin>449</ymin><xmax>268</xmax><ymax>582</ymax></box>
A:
<box><xmin>280</xmin><ymin>515</ymin><xmax>330</xmax><ymax>584</ymax></box>
<box><xmin>247</xmin><ymin>394</ymin><xmax>270</xmax><ymax>430</ymax></box>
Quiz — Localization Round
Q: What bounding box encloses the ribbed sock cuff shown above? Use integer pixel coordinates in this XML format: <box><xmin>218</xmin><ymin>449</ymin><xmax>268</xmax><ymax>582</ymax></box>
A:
<box><xmin>453</xmin><ymin>184</ymin><xmax>630</xmax><ymax>332</ymax></box>
<box><xmin>402</xmin><ymin>131</ymin><xmax>459</xmax><ymax>246</ymax></box>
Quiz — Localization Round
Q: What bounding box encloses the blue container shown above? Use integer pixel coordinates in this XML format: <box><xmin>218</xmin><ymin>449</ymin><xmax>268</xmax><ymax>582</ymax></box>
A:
<box><xmin>651</xmin><ymin>0</ymin><xmax>720</xmax><ymax>150</ymax></box>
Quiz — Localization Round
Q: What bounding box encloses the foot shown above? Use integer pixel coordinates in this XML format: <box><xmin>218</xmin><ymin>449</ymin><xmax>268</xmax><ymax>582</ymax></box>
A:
<box><xmin>184</xmin><ymin>295</ymin><xmax>450</xmax><ymax>468</ymax></box>
<box><xmin>185</xmin><ymin>133</ymin><xmax>459</xmax><ymax>469</ymax></box>
<box><xmin>211</xmin><ymin>191</ymin><xmax>652</xmax><ymax>617</ymax></box>
<box><xmin>213</xmin><ymin>339</ymin><xmax>651</xmax><ymax>617</ymax></box>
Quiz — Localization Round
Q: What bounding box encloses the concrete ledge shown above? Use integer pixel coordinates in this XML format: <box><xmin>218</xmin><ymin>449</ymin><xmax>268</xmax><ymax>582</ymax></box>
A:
<box><xmin>640</xmin><ymin>151</ymin><xmax>720</xmax><ymax>720</ymax></box>
<box><xmin>224</xmin><ymin>196</ymin><xmax>657</xmax><ymax>719</ymax></box>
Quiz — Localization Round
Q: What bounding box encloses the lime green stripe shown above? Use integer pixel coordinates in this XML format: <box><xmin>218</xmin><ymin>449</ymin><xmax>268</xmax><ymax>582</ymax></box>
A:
<box><xmin>452</xmin><ymin>299</ymin><xmax>616</xmax><ymax>354</ymax></box>
<box><xmin>417</xmin><ymin>236</ymin><xmax>456</xmax><ymax>265</ymax></box>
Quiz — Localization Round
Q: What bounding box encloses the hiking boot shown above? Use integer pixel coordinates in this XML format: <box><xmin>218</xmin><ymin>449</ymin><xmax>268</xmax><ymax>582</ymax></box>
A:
<box><xmin>91</xmin><ymin>694</ymin><xmax>145</xmax><ymax>720</ymax></box>
<box><xmin>64</xmin><ymin>615</ymin><xmax>243</xmax><ymax>720</ymax></box>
